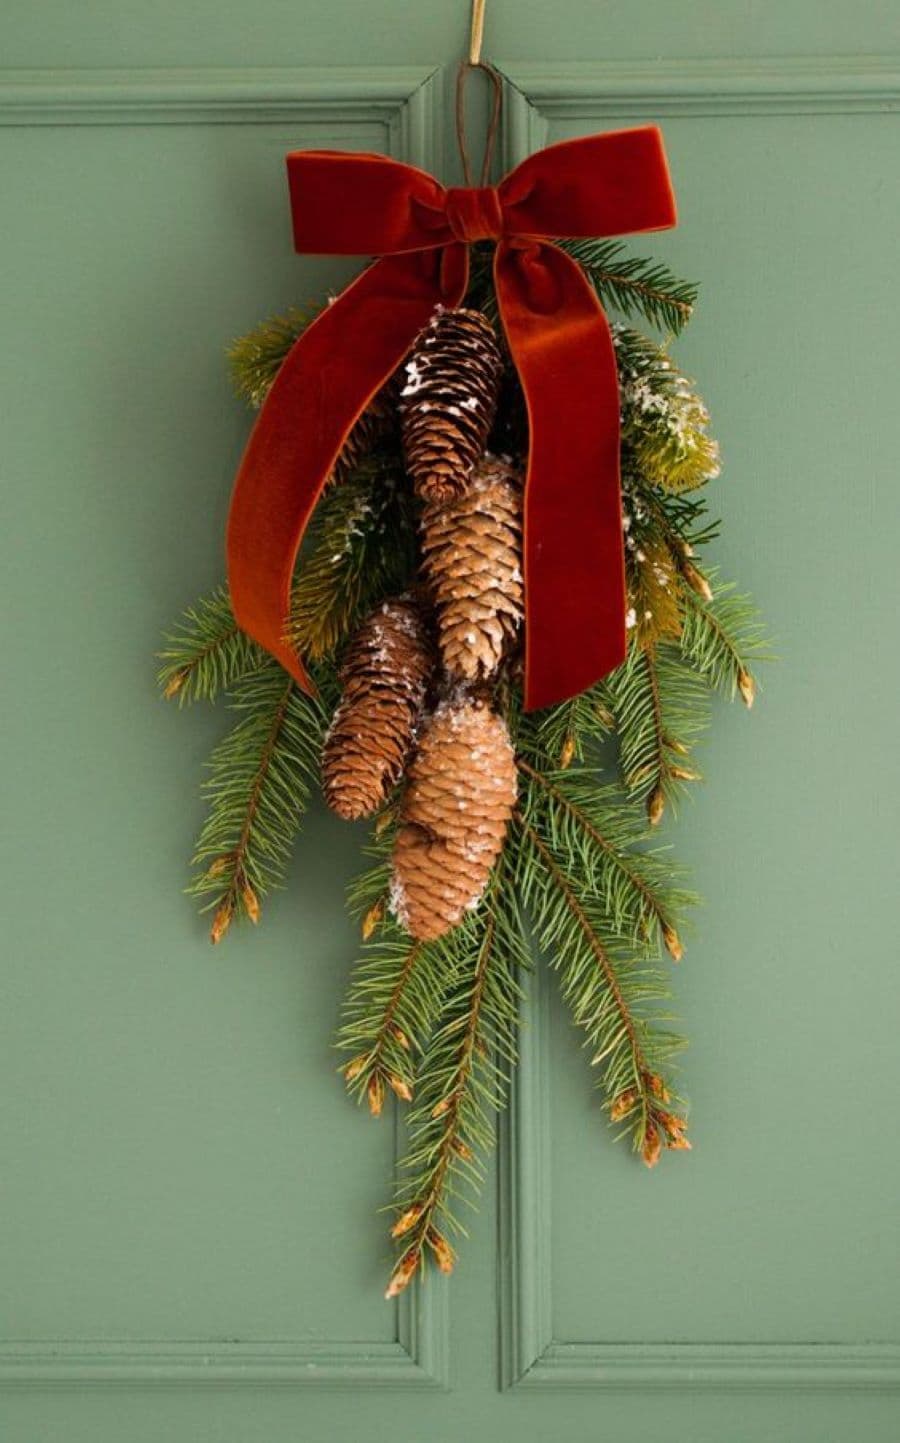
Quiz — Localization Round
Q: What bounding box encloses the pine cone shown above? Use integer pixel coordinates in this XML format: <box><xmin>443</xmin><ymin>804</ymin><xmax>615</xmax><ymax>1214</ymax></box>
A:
<box><xmin>400</xmin><ymin>308</ymin><xmax>503</xmax><ymax>502</ymax></box>
<box><xmin>390</xmin><ymin>697</ymin><xmax>517</xmax><ymax>940</ymax></box>
<box><xmin>421</xmin><ymin>456</ymin><xmax>524</xmax><ymax>683</ymax></box>
<box><xmin>322</xmin><ymin>598</ymin><xmax>433</xmax><ymax>821</ymax></box>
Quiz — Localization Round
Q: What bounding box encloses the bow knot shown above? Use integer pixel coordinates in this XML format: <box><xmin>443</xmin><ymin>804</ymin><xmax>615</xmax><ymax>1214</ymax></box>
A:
<box><xmin>444</xmin><ymin>185</ymin><xmax>504</xmax><ymax>243</ymax></box>
<box><xmin>227</xmin><ymin>127</ymin><xmax>677</xmax><ymax>711</ymax></box>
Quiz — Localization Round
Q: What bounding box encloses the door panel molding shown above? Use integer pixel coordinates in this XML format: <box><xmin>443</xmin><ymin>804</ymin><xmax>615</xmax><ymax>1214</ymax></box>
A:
<box><xmin>0</xmin><ymin>62</ymin><xmax>447</xmax><ymax>1391</ymax></box>
<box><xmin>496</xmin><ymin>57</ymin><xmax>900</xmax><ymax>1394</ymax></box>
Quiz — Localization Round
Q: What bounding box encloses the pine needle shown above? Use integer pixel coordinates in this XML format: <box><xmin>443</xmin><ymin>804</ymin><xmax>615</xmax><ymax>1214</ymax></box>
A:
<box><xmin>157</xmin><ymin>586</ymin><xmax>262</xmax><ymax>705</ymax></box>
<box><xmin>228</xmin><ymin>306</ymin><xmax>319</xmax><ymax>410</ymax></box>
<box><xmin>560</xmin><ymin>239</ymin><xmax>698</xmax><ymax>336</ymax></box>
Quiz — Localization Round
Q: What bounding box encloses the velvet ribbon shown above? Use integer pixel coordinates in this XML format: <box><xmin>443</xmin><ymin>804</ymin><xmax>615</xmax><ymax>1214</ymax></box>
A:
<box><xmin>226</xmin><ymin>127</ymin><xmax>676</xmax><ymax>710</ymax></box>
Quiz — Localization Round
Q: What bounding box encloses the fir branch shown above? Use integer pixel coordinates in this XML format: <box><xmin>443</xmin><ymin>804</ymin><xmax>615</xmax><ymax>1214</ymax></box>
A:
<box><xmin>514</xmin><ymin>811</ymin><xmax>687</xmax><ymax>1165</ymax></box>
<box><xmin>157</xmin><ymin>586</ymin><xmax>262</xmax><ymax>705</ymax></box>
<box><xmin>678</xmin><ymin>573</ymin><xmax>769</xmax><ymax>707</ymax></box>
<box><xmin>560</xmin><ymin>239</ymin><xmax>698</xmax><ymax>335</ymax></box>
<box><xmin>516</xmin><ymin>758</ymin><xmax>693</xmax><ymax>959</ymax></box>
<box><xmin>615</xmin><ymin>325</ymin><xmax>721</xmax><ymax>493</ymax></box>
<box><xmin>188</xmin><ymin>662</ymin><xmax>327</xmax><ymax>940</ymax></box>
<box><xmin>228</xmin><ymin>306</ymin><xmax>318</xmax><ymax>409</ymax></box>
<box><xmin>605</xmin><ymin>641</ymin><xmax>710</xmax><ymax>825</ymax></box>
<box><xmin>523</xmin><ymin>685</ymin><xmax>616</xmax><ymax>769</ymax></box>
<box><xmin>288</xmin><ymin>463</ymin><xmax>416</xmax><ymax>661</ymax></box>
<box><xmin>386</xmin><ymin>876</ymin><xmax>526</xmax><ymax>1296</ymax></box>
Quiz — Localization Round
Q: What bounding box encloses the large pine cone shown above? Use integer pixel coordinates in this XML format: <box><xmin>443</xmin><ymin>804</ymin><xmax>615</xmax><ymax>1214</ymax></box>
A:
<box><xmin>400</xmin><ymin>308</ymin><xmax>503</xmax><ymax>503</ymax></box>
<box><xmin>421</xmin><ymin>456</ymin><xmax>524</xmax><ymax>683</ymax></box>
<box><xmin>322</xmin><ymin>598</ymin><xmax>433</xmax><ymax>821</ymax></box>
<box><xmin>390</xmin><ymin>697</ymin><xmax>517</xmax><ymax>940</ymax></box>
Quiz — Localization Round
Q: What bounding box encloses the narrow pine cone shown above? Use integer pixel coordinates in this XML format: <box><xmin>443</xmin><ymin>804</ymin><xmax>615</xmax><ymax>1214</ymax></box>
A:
<box><xmin>400</xmin><ymin>308</ymin><xmax>503</xmax><ymax>502</ymax></box>
<box><xmin>421</xmin><ymin>456</ymin><xmax>524</xmax><ymax>683</ymax></box>
<box><xmin>390</xmin><ymin>697</ymin><xmax>517</xmax><ymax>941</ymax></box>
<box><xmin>322</xmin><ymin>598</ymin><xmax>433</xmax><ymax>821</ymax></box>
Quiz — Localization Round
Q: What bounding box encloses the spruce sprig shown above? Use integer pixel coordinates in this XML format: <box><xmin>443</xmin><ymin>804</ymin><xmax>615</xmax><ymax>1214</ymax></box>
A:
<box><xmin>288</xmin><ymin>463</ymin><xmax>416</xmax><ymax>662</ymax></box>
<box><xmin>386</xmin><ymin>872</ymin><xmax>527</xmax><ymax>1295</ymax></box>
<box><xmin>559</xmin><ymin>238</ymin><xmax>698</xmax><ymax>335</ymax></box>
<box><xmin>188</xmin><ymin>662</ymin><xmax>327</xmax><ymax>940</ymax></box>
<box><xmin>605</xmin><ymin>641</ymin><xmax>711</xmax><ymax>825</ymax></box>
<box><xmin>157</xmin><ymin>586</ymin><xmax>262</xmax><ymax>705</ymax></box>
<box><xmin>679</xmin><ymin>573</ymin><xmax>768</xmax><ymax>706</ymax></box>
<box><xmin>228</xmin><ymin>306</ymin><xmax>317</xmax><ymax>409</ymax></box>
<box><xmin>513</xmin><ymin>809</ymin><xmax>687</xmax><ymax>1164</ymax></box>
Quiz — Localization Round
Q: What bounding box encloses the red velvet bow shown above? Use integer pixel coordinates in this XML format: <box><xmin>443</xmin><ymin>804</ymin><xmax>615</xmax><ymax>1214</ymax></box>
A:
<box><xmin>226</xmin><ymin>128</ymin><xmax>676</xmax><ymax>710</ymax></box>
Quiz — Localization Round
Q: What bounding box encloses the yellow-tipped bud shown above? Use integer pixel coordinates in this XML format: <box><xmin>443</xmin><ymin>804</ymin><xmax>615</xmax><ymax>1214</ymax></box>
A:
<box><xmin>431</xmin><ymin>1097</ymin><xmax>451</xmax><ymax>1119</ymax></box>
<box><xmin>647</xmin><ymin>785</ymin><xmax>666</xmax><ymax>827</ymax></box>
<box><xmin>737</xmin><ymin>667</ymin><xmax>756</xmax><ymax>709</ymax></box>
<box><xmin>163</xmin><ymin>669</ymin><xmax>187</xmax><ymax>700</ymax></box>
<box><xmin>343</xmin><ymin>1054</ymin><xmax>368</xmax><ymax>1084</ymax></box>
<box><xmin>209</xmin><ymin>899</ymin><xmax>234</xmax><ymax>945</ymax></box>
<box><xmin>361</xmin><ymin>897</ymin><xmax>385</xmax><ymax>940</ymax></box>
<box><xmin>559</xmin><ymin>734</ymin><xmax>577</xmax><ymax>770</ymax></box>
<box><xmin>684</xmin><ymin>562</ymin><xmax>713</xmax><ymax>602</ymax></box>
<box><xmin>427</xmin><ymin>1228</ymin><xmax>455</xmax><ymax>1275</ymax></box>
<box><xmin>670</xmin><ymin>765</ymin><xmax>701</xmax><ymax>782</ymax></box>
<box><xmin>391</xmin><ymin>1203</ymin><xmax>423</xmax><ymax>1238</ymax></box>
<box><xmin>451</xmin><ymin>1137</ymin><xmax>474</xmax><ymax>1161</ymax></box>
<box><xmin>385</xmin><ymin>1247</ymin><xmax>419</xmax><ymax>1299</ymax></box>
<box><xmin>390</xmin><ymin>1024</ymin><xmax>411</xmax><ymax>1051</ymax></box>
<box><xmin>205</xmin><ymin>855</ymin><xmax>231</xmax><ymax>879</ymax></box>
<box><xmin>388</xmin><ymin>1074</ymin><xmax>413</xmax><ymax>1103</ymax></box>
<box><xmin>610</xmin><ymin>1088</ymin><xmax>638</xmax><ymax>1122</ymax></box>
<box><xmin>662</xmin><ymin>924</ymin><xmax>684</xmax><ymax>962</ymax></box>
<box><xmin>367</xmin><ymin>1073</ymin><xmax>385</xmax><ymax>1118</ymax></box>
<box><xmin>241</xmin><ymin>882</ymin><xmax>260</xmax><ymax>924</ymax></box>
<box><xmin>646</xmin><ymin>1072</ymin><xmax>671</xmax><ymax>1102</ymax></box>
<box><xmin>642</xmin><ymin>1122</ymin><xmax>663</xmax><ymax>1169</ymax></box>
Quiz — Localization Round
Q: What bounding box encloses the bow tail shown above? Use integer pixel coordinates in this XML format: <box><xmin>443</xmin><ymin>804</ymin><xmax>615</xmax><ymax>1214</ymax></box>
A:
<box><xmin>226</xmin><ymin>247</ymin><xmax>468</xmax><ymax>690</ymax></box>
<box><xmin>495</xmin><ymin>241</ymin><xmax>627</xmax><ymax>712</ymax></box>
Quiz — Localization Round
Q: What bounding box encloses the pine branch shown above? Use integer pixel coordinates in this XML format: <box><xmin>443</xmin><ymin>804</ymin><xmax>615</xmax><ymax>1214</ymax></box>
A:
<box><xmin>188</xmin><ymin>662</ymin><xmax>327</xmax><ymax>940</ymax></box>
<box><xmin>514</xmin><ymin>811</ymin><xmax>688</xmax><ymax>1166</ymax></box>
<box><xmin>288</xmin><ymin>463</ymin><xmax>416</xmax><ymax>661</ymax></box>
<box><xmin>615</xmin><ymin>326</ymin><xmax>721</xmax><ymax>493</ymax></box>
<box><xmin>228</xmin><ymin>306</ymin><xmax>317</xmax><ymax>409</ymax></box>
<box><xmin>523</xmin><ymin>685</ymin><xmax>616</xmax><ymax>769</ymax></box>
<box><xmin>386</xmin><ymin>874</ymin><xmax>526</xmax><ymax>1296</ymax></box>
<box><xmin>560</xmin><ymin>239</ymin><xmax>697</xmax><ymax>335</ymax></box>
<box><xmin>605</xmin><ymin>641</ymin><xmax>710</xmax><ymax>825</ymax></box>
<box><xmin>157</xmin><ymin>586</ymin><xmax>263</xmax><ymax>705</ymax></box>
<box><xmin>678</xmin><ymin>573</ymin><xmax>769</xmax><ymax>707</ymax></box>
<box><xmin>516</xmin><ymin>758</ymin><xmax>693</xmax><ymax>959</ymax></box>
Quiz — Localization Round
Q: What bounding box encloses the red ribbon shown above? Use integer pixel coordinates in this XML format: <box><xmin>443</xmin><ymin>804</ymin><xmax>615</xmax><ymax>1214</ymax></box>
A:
<box><xmin>226</xmin><ymin>128</ymin><xmax>676</xmax><ymax>711</ymax></box>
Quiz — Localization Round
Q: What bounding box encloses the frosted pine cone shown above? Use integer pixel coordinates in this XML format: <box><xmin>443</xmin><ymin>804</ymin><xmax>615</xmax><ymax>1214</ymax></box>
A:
<box><xmin>322</xmin><ymin>598</ymin><xmax>433</xmax><ymax>821</ymax></box>
<box><xmin>400</xmin><ymin>308</ymin><xmax>503</xmax><ymax>503</ymax></box>
<box><xmin>390</xmin><ymin>697</ymin><xmax>517</xmax><ymax>941</ymax></box>
<box><xmin>420</xmin><ymin>456</ymin><xmax>523</xmax><ymax>683</ymax></box>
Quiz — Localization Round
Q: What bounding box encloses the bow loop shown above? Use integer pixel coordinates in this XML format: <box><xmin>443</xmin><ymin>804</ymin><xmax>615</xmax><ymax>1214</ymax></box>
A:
<box><xmin>228</xmin><ymin>125</ymin><xmax>678</xmax><ymax>711</ymax></box>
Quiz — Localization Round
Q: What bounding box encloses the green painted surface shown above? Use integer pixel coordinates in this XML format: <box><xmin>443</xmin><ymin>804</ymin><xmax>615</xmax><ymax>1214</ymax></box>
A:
<box><xmin>1</xmin><ymin>3</ymin><xmax>898</xmax><ymax>1439</ymax></box>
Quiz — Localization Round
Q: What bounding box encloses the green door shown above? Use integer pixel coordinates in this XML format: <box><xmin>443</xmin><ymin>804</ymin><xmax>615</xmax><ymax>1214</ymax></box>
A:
<box><xmin>2</xmin><ymin>5</ymin><xmax>898</xmax><ymax>1440</ymax></box>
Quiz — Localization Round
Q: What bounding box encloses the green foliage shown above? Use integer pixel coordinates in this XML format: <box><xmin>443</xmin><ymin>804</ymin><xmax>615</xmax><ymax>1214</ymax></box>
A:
<box><xmin>157</xmin><ymin>586</ymin><xmax>262</xmax><ymax>705</ymax></box>
<box><xmin>228</xmin><ymin>306</ymin><xmax>317</xmax><ymax>409</ymax></box>
<box><xmin>559</xmin><ymin>238</ymin><xmax>698</xmax><ymax>336</ymax></box>
<box><xmin>678</xmin><ymin>572</ymin><xmax>769</xmax><ymax>703</ymax></box>
<box><xmin>386</xmin><ymin>870</ymin><xmax>528</xmax><ymax>1291</ymax></box>
<box><xmin>615</xmin><ymin>325</ymin><xmax>721</xmax><ymax>493</ymax></box>
<box><xmin>511</xmin><ymin>803</ymin><xmax>686</xmax><ymax>1161</ymax></box>
<box><xmin>605</xmin><ymin>641</ymin><xmax>711</xmax><ymax>823</ymax></box>
<box><xmin>188</xmin><ymin>662</ymin><xmax>328</xmax><ymax>939</ymax></box>
<box><xmin>288</xmin><ymin>463</ymin><xmax>417</xmax><ymax>662</ymax></box>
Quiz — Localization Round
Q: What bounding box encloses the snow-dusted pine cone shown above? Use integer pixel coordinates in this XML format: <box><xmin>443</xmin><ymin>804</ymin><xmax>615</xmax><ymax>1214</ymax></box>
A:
<box><xmin>400</xmin><ymin>308</ymin><xmax>503</xmax><ymax>503</ymax></box>
<box><xmin>322</xmin><ymin>598</ymin><xmax>433</xmax><ymax>821</ymax></box>
<box><xmin>420</xmin><ymin>455</ymin><xmax>523</xmax><ymax>683</ymax></box>
<box><xmin>390</xmin><ymin>697</ymin><xmax>517</xmax><ymax>941</ymax></box>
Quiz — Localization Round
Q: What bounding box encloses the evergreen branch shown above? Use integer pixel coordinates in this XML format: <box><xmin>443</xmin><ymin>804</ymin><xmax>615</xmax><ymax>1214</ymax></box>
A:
<box><xmin>615</xmin><ymin>326</ymin><xmax>721</xmax><ymax>492</ymax></box>
<box><xmin>560</xmin><ymin>239</ymin><xmax>698</xmax><ymax>335</ymax></box>
<box><xmin>516</xmin><ymin>758</ymin><xmax>693</xmax><ymax>959</ymax></box>
<box><xmin>678</xmin><ymin>573</ymin><xmax>769</xmax><ymax>706</ymax></box>
<box><xmin>386</xmin><ymin>874</ymin><xmax>526</xmax><ymax>1296</ymax></box>
<box><xmin>605</xmin><ymin>642</ymin><xmax>710</xmax><ymax>825</ymax></box>
<box><xmin>514</xmin><ymin>812</ymin><xmax>687</xmax><ymax>1166</ymax></box>
<box><xmin>188</xmin><ymin>663</ymin><xmax>327</xmax><ymax>939</ymax></box>
<box><xmin>523</xmin><ymin>685</ymin><xmax>616</xmax><ymax>769</ymax></box>
<box><xmin>288</xmin><ymin>464</ymin><xmax>416</xmax><ymax>661</ymax></box>
<box><xmin>157</xmin><ymin>586</ymin><xmax>263</xmax><ymax>705</ymax></box>
<box><xmin>227</xmin><ymin>306</ymin><xmax>318</xmax><ymax>409</ymax></box>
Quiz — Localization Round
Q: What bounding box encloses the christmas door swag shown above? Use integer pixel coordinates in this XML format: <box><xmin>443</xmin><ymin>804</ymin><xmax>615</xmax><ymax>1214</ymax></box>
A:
<box><xmin>160</xmin><ymin>107</ymin><xmax>767</xmax><ymax>1298</ymax></box>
